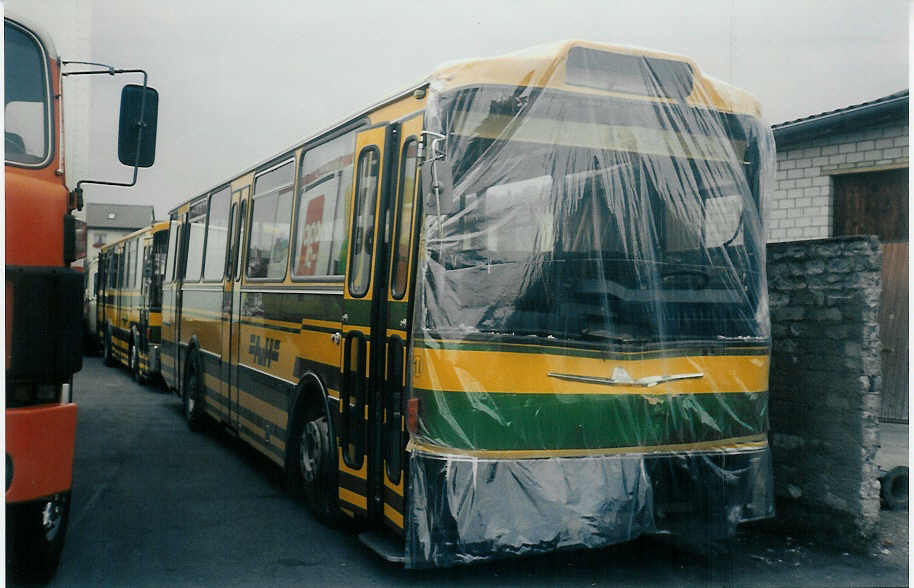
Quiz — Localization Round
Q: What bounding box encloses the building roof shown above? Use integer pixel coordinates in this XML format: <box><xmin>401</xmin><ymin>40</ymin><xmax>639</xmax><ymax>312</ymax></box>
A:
<box><xmin>772</xmin><ymin>90</ymin><xmax>908</xmax><ymax>148</ymax></box>
<box><xmin>85</xmin><ymin>203</ymin><xmax>154</xmax><ymax>230</ymax></box>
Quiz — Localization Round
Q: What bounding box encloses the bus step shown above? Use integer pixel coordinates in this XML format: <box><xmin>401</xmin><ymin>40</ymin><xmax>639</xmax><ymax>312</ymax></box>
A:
<box><xmin>358</xmin><ymin>530</ymin><xmax>405</xmax><ymax>563</ymax></box>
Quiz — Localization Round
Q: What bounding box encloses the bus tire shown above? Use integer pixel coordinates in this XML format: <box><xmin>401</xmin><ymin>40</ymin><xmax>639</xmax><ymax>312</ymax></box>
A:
<box><xmin>130</xmin><ymin>329</ymin><xmax>146</xmax><ymax>384</ymax></box>
<box><xmin>287</xmin><ymin>395</ymin><xmax>338</xmax><ymax>524</ymax></box>
<box><xmin>7</xmin><ymin>491</ymin><xmax>71</xmax><ymax>582</ymax></box>
<box><xmin>103</xmin><ymin>328</ymin><xmax>115</xmax><ymax>367</ymax></box>
<box><xmin>183</xmin><ymin>351</ymin><xmax>205</xmax><ymax>432</ymax></box>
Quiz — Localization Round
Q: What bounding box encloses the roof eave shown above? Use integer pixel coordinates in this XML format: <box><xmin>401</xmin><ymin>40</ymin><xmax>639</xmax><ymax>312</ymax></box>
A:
<box><xmin>772</xmin><ymin>95</ymin><xmax>908</xmax><ymax>148</ymax></box>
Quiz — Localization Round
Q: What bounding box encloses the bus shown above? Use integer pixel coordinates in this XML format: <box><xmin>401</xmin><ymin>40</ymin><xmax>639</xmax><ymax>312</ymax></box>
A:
<box><xmin>5</xmin><ymin>14</ymin><xmax>158</xmax><ymax>578</ymax></box>
<box><xmin>83</xmin><ymin>256</ymin><xmax>100</xmax><ymax>354</ymax></box>
<box><xmin>160</xmin><ymin>40</ymin><xmax>774</xmax><ymax>567</ymax></box>
<box><xmin>96</xmin><ymin>221</ymin><xmax>170</xmax><ymax>382</ymax></box>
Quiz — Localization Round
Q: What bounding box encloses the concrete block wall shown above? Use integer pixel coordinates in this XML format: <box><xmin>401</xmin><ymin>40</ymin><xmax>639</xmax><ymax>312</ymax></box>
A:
<box><xmin>766</xmin><ymin>236</ymin><xmax>883</xmax><ymax>549</ymax></box>
<box><xmin>769</xmin><ymin>121</ymin><xmax>909</xmax><ymax>242</ymax></box>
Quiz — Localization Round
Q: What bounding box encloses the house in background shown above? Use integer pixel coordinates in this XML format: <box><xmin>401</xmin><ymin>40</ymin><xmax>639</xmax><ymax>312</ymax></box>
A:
<box><xmin>74</xmin><ymin>202</ymin><xmax>155</xmax><ymax>267</ymax></box>
<box><xmin>770</xmin><ymin>90</ymin><xmax>909</xmax><ymax>423</ymax></box>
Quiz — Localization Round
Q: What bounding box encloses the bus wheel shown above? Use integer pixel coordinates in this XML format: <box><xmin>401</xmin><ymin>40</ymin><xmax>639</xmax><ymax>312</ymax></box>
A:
<box><xmin>130</xmin><ymin>330</ymin><xmax>146</xmax><ymax>384</ymax></box>
<box><xmin>7</xmin><ymin>491</ymin><xmax>71</xmax><ymax>582</ymax></box>
<box><xmin>290</xmin><ymin>413</ymin><xmax>336</xmax><ymax>523</ymax></box>
<box><xmin>183</xmin><ymin>352</ymin><xmax>205</xmax><ymax>432</ymax></box>
<box><xmin>103</xmin><ymin>329</ymin><xmax>115</xmax><ymax>367</ymax></box>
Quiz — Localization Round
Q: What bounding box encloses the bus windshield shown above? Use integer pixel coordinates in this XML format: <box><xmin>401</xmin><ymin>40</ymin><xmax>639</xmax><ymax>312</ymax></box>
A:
<box><xmin>4</xmin><ymin>20</ymin><xmax>51</xmax><ymax>166</ymax></box>
<box><xmin>421</xmin><ymin>86</ymin><xmax>770</xmax><ymax>344</ymax></box>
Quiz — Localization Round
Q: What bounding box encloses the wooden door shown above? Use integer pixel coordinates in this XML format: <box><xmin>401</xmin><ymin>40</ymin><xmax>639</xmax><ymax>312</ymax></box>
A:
<box><xmin>834</xmin><ymin>168</ymin><xmax>908</xmax><ymax>422</ymax></box>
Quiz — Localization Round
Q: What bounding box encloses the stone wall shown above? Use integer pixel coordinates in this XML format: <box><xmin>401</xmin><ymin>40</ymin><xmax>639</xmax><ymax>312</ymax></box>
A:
<box><xmin>770</xmin><ymin>120</ymin><xmax>908</xmax><ymax>242</ymax></box>
<box><xmin>767</xmin><ymin>236</ymin><xmax>882</xmax><ymax>548</ymax></box>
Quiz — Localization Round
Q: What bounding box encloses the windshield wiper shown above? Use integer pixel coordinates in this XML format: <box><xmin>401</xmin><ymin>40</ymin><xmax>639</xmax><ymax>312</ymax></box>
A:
<box><xmin>579</xmin><ymin>328</ymin><xmax>638</xmax><ymax>343</ymax></box>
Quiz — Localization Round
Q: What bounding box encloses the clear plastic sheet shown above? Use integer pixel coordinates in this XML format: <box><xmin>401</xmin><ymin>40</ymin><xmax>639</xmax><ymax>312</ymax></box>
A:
<box><xmin>404</xmin><ymin>41</ymin><xmax>775</xmax><ymax>568</ymax></box>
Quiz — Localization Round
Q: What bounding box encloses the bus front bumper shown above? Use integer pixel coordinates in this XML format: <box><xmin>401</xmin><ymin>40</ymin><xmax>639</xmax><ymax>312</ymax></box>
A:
<box><xmin>404</xmin><ymin>443</ymin><xmax>773</xmax><ymax>568</ymax></box>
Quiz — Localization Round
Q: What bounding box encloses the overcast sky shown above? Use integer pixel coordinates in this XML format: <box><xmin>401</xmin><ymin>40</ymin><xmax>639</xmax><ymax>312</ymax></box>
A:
<box><xmin>7</xmin><ymin>0</ymin><xmax>910</xmax><ymax>218</ymax></box>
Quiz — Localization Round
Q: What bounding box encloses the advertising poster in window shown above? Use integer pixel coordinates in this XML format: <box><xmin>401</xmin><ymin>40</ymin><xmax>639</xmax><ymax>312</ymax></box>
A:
<box><xmin>296</xmin><ymin>194</ymin><xmax>324</xmax><ymax>276</ymax></box>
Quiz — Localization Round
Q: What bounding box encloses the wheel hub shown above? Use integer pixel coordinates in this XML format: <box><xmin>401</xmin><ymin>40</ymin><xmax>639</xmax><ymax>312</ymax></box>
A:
<box><xmin>301</xmin><ymin>420</ymin><xmax>324</xmax><ymax>483</ymax></box>
<box><xmin>40</xmin><ymin>493</ymin><xmax>66</xmax><ymax>541</ymax></box>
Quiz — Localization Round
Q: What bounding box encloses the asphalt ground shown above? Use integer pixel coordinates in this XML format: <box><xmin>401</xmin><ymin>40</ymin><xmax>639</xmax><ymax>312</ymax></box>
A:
<box><xmin>8</xmin><ymin>357</ymin><xmax>909</xmax><ymax>587</ymax></box>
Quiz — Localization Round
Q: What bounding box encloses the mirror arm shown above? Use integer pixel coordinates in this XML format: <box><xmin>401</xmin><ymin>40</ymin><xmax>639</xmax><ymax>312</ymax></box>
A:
<box><xmin>61</xmin><ymin>63</ymin><xmax>150</xmax><ymax>209</ymax></box>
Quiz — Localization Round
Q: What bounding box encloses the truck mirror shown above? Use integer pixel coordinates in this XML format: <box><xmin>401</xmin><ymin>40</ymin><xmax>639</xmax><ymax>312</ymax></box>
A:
<box><xmin>118</xmin><ymin>84</ymin><xmax>159</xmax><ymax>168</ymax></box>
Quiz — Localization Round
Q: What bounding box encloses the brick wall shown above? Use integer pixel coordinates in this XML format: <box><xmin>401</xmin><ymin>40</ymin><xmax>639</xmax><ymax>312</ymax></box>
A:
<box><xmin>767</xmin><ymin>236</ymin><xmax>883</xmax><ymax>549</ymax></box>
<box><xmin>769</xmin><ymin>121</ymin><xmax>909</xmax><ymax>242</ymax></box>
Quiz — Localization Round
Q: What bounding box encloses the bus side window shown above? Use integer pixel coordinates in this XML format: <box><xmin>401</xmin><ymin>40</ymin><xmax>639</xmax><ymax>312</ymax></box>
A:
<box><xmin>224</xmin><ymin>202</ymin><xmax>237</xmax><ymax>279</ymax></box>
<box><xmin>184</xmin><ymin>199</ymin><xmax>208</xmax><ymax>281</ymax></box>
<box><xmin>292</xmin><ymin>127</ymin><xmax>358</xmax><ymax>280</ymax></box>
<box><xmin>107</xmin><ymin>254</ymin><xmax>116</xmax><ymax>288</ymax></box>
<box><xmin>203</xmin><ymin>186</ymin><xmax>231</xmax><ymax>281</ymax></box>
<box><xmin>116</xmin><ymin>251</ymin><xmax>124</xmax><ymax>288</ymax></box>
<box><xmin>164</xmin><ymin>219</ymin><xmax>177</xmax><ymax>283</ymax></box>
<box><xmin>247</xmin><ymin>161</ymin><xmax>294</xmax><ymax>280</ymax></box>
<box><xmin>141</xmin><ymin>244</ymin><xmax>150</xmax><ymax>299</ymax></box>
<box><xmin>390</xmin><ymin>138</ymin><xmax>418</xmax><ymax>299</ymax></box>
<box><xmin>234</xmin><ymin>200</ymin><xmax>247</xmax><ymax>281</ymax></box>
<box><xmin>133</xmin><ymin>239</ymin><xmax>142</xmax><ymax>289</ymax></box>
<box><xmin>124</xmin><ymin>242</ymin><xmax>132</xmax><ymax>289</ymax></box>
<box><xmin>348</xmin><ymin>147</ymin><xmax>379</xmax><ymax>297</ymax></box>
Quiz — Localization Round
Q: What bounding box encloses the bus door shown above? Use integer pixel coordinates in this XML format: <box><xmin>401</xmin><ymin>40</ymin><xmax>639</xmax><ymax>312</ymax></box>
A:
<box><xmin>169</xmin><ymin>214</ymin><xmax>188</xmax><ymax>386</ymax></box>
<box><xmin>379</xmin><ymin>114</ymin><xmax>422</xmax><ymax>532</ymax></box>
<box><xmin>161</xmin><ymin>218</ymin><xmax>179</xmax><ymax>388</ymax></box>
<box><xmin>225</xmin><ymin>187</ymin><xmax>250</xmax><ymax>432</ymax></box>
<box><xmin>96</xmin><ymin>253</ymin><xmax>108</xmax><ymax>339</ymax></box>
<box><xmin>117</xmin><ymin>243</ymin><xmax>129</xmax><ymax>335</ymax></box>
<box><xmin>339</xmin><ymin>123</ymin><xmax>399</xmax><ymax>520</ymax></box>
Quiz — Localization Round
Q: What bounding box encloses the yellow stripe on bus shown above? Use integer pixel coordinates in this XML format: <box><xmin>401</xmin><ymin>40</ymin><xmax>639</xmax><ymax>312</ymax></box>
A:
<box><xmin>413</xmin><ymin>348</ymin><xmax>768</xmax><ymax>396</ymax></box>
<box><xmin>204</xmin><ymin>374</ymin><xmax>227</xmax><ymax>398</ymax></box>
<box><xmin>339</xmin><ymin>487</ymin><xmax>367</xmax><ymax>509</ymax></box>
<box><xmin>383</xmin><ymin>504</ymin><xmax>404</xmax><ymax>529</ymax></box>
<box><xmin>384</xmin><ymin>466</ymin><xmax>405</xmax><ymax>497</ymax></box>
<box><xmin>338</xmin><ymin>449</ymin><xmax>367</xmax><ymax>480</ymax></box>
<box><xmin>301</xmin><ymin>318</ymin><xmax>343</xmax><ymax>331</ymax></box>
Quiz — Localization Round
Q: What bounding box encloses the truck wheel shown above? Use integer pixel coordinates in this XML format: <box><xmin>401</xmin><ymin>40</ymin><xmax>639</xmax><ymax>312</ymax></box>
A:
<box><xmin>7</xmin><ymin>491</ymin><xmax>71</xmax><ymax>582</ymax></box>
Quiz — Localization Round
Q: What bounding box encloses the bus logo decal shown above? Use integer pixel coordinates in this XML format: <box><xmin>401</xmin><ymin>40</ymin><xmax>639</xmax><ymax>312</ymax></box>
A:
<box><xmin>249</xmin><ymin>335</ymin><xmax>281</xmax><ymax>367</ymax></box>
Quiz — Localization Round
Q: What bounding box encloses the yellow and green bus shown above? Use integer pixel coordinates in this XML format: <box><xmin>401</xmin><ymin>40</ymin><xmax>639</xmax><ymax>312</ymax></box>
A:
<box><xmin>160</xmin><ymin>40</ymin><xmax>775</xmax><ymax>567</ymax></box>
<box><xmin>97</xmin><ymin>221</ymin><xmax>170</xmax><ymax>382</ymax></box>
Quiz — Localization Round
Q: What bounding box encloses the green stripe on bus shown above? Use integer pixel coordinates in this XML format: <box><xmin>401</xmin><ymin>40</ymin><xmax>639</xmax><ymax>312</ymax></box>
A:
<box><xmin>413</xmin><ymin>337</ymin><xmax>769</xmax><ymax>360</ymax></box>
<box><xmin>413</xmin><ymin>388</ymin><xmax>768</xmax><ymax>451</ymax></box>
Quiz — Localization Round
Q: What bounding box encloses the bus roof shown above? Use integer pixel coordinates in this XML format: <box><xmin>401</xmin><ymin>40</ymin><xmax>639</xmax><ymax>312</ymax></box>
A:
<box><xmin>426</xmin><ymin>40</ymin><xmax>761</xmax><ymax>117</ymax></box>
<box><xmin>98</xmin><ymin>220</ymin><xmax>169</xmax><ymax>253</ymax></box>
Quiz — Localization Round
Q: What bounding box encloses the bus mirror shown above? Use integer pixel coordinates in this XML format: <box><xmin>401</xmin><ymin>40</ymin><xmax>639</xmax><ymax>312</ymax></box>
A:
<box><xmin>118</xmin><ymin>84</ymin><xmax>159</xmax><ymax>168</ymax></box>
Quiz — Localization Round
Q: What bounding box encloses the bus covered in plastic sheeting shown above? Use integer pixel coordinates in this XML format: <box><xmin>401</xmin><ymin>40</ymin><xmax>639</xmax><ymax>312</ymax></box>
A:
<box><xmin>404</xmin><ymin>41</ymin><xmax>774</xmax><ymax>566</ymax></box>
<box><xmin>160</xmin><ymin>39</ymin><xmax>773</xmax><ymax>569</ymax></box>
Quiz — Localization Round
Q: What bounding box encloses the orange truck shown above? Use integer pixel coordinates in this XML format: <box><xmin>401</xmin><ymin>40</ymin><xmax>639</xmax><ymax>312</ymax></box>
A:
<box><xmin>5</xmin><ymin>14</ymin><xmax>158</xmax><ymax>579</ymax></box>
